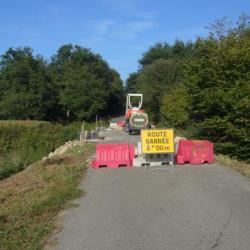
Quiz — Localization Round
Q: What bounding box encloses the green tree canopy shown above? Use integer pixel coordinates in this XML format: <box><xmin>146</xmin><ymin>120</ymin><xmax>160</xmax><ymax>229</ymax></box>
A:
<box><xmin>160</xmin><ymin>83</ymin><xmax>189</xmax><ymax>128</ymax></box>
<box><xmin>125</xmin><ymin>72</ymin><xmax>139</xmax><ymax>93</ymax></box>
<box><xmin>184</xmin><ymin>27</ymin><xmax>250</xmax><ymax>161</ymax></box>
<box><xmin>126</xmin><ymin>14</ymin><xmax>250</xmax><ymax>162</ymax></box>
<box><xmin>136</xmin><ymin>59</ymin><xmax>182</xmax><ymax>122</ymax></box>
<box><xmin>139</xmin><ymin>40</ymin><xmax>194</xmax><ymax>67</ymax></box>
<box><xmin>48</xmin><ymin>44</ymin><xmax>124</xmax><ymax>121</ymax></box>
<box><xmin>0</xmin><ymin>47</ymin><xmax>55</xmax><ymax>120</ymax></box>
<box><xmin>0</xmin><ymin>45</ymin><xmax>125</xmax><ymax>122</ymax></box>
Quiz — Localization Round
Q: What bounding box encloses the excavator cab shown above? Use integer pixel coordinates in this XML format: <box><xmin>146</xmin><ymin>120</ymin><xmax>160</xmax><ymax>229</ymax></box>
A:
<box><xmin>125</xmin><ymin>93</ymin><xmax>148</xmax><ymax>134</ymax></box>
<box><xmin>126</xmin><ymin>93</ymin><xmax>143</xmax><ymax>113</ymax></box>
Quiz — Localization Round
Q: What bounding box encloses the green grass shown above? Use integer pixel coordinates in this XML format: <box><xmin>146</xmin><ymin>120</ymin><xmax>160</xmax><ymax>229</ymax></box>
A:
<box><xmin>0</xmin><ymin>155</ymin><xmax>24</xmax><ymax>180</ymax></box>
<box><xmin>0</xmin><ymin>143</ymin><xmax>95</xmax><ymax>250</ymax></box>
<box><xmin>0</xmin><ymin>120</ymin><xmax>83</xmax><ymax>179</ymax></box>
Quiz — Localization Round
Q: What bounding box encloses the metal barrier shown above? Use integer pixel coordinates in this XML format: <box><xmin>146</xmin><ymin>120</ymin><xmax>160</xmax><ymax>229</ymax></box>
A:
<box><xmin>133</xmin><ymin>142</ymin><xmax>174</xmax><ymax>171</ymax></box>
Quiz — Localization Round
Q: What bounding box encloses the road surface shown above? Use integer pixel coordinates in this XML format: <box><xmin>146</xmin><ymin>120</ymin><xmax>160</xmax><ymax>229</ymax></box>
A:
<box><xmin>54</xmin><ymin>129</ymin><xmax>250</xmax><ymax>250</ymax></box>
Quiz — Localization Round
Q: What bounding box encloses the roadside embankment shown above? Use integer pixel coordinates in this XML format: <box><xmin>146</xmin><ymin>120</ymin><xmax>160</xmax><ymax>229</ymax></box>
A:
<box><xmin>216</xmin><ymin>154</ymin><xmax>250</xmax><ymax>178</ymax></box>
<box><xmin>0</xmin><ymin>121</ymin><xmax>82</xmax><ymax>179</ymax></box>
<box><xmin>0</xmin><ymin>142</ymin><xmax>95</xmax><ymax>250</ymax></box>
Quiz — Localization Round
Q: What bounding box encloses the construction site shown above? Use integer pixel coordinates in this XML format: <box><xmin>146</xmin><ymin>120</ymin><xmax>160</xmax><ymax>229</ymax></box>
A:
<box><xmin>0</xmin><ymin>2</ymin><xmax>249</xmax><ymax>249</ymax></box>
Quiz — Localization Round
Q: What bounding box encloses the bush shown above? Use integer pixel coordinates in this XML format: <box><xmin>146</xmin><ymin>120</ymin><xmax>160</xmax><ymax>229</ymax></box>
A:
<box><xmin>160</xmin><ymin>84</ymin><xmax>189</xmax><ymax>128</ymax></box>
<box><xmin>183</xmin><ymin>30</ymin><xmax>250</xmax><ymax>162</ymax></box>
<box><xmin>0</xmin><ymin>121</ymin><xmax>81</xmax><ymax>179</ymax></box>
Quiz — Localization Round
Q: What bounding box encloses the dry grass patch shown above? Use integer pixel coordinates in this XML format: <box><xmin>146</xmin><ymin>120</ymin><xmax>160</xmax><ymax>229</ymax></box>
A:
<box><xmin>0</xmin><ymin>143</ymin><xmax>94</xmax><ymax>250</ymax></box>
<box><xmin>216</xmin><ymin>154</ymin><xmax>250</xmax><ymax>178</ymax></box>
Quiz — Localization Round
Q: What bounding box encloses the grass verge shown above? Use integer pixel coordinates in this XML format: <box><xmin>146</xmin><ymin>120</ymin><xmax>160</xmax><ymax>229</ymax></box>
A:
<box><xmin>216</xmin><ymin>154</ymin><xmax>250</xmax><ymax>178</ymax></box>
<box><xmin>0</xmin><ymin>143</ymin><xmax>95</xmax><ymax>250</ymax></box>
<box><xmin>0</xmin><ymin>120</ymin><xmax>84</xmax><ymax>180</ymax></box>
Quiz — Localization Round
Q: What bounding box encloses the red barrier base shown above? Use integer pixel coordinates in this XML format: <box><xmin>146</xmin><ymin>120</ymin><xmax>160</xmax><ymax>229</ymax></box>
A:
<box><xmin>92</xmin><ymin>159</ymin><xmax>132</xmax><ymax>168</ymax></box>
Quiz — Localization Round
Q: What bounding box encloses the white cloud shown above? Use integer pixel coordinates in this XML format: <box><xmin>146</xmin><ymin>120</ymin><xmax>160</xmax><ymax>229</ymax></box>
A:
<box><xmin>93</xmin><ymin>19</ymin><xmax>115</xmax><ymax>35</ymax></box>
<box><xmin>99</xmin><ymin>0</ymin><xmax>156</xmax><ymax>20</ymax></box>
<box><xmin>114</xmin><ymin>20</ymin><xmax>157</xmax><ymax>39</ymax></box>
<box><xmin>84</xmin><ymin>1</ymin><xmax>158</xmax><ymax>45</ymax></box>
<box><xmin>86</xmin><ymin>18</ymin><xmax>157</xmax><ymax>42</ymax></box>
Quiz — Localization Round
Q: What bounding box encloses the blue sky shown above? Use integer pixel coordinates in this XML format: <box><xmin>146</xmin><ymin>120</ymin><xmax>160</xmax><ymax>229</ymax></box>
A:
<box><xmin>0</xmin><ymin>0</ymin><xmax>249</xmax><ymax>80</ymax></box>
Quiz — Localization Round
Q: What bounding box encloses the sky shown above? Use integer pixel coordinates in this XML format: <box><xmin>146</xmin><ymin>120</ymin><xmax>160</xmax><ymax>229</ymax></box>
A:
<box><xmin>0</xmin><ymin>0</ymin><xmax>249</xmax><ymax>81</ymax></box>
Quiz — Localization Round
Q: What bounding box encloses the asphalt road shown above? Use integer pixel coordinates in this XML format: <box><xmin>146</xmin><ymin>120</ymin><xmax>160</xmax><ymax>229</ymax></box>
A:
<box><xmin>55</xmin><ymin>129</ymin><xmax>250</xmax><ymax>250</ymax></box>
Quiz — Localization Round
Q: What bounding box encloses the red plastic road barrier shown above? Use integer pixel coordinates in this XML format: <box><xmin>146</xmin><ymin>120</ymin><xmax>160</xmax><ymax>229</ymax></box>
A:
<box><xmin>92</xmin><ymin>144</ymin><xmax>135</xmax><ymax>169</ymax></box>
<box><xmin>117</xmin><ymin>121</ymin><xmax>125</xmax><ymax>127</ymax></box>
<box><xmin>176</xmin><ymin>140</ymin><xmax>214</xmax><ymax>165</ymax></box>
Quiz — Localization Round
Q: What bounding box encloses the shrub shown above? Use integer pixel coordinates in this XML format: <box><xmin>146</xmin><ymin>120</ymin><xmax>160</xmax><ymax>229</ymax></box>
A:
<box><xmin>0</xmin><ymin>120</ymin><xmax>80</xmax><ymax>179</ymax></box>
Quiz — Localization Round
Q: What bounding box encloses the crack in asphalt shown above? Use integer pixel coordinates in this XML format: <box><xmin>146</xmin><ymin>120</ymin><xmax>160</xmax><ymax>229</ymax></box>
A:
<box><xmin>210</xmin><ymin>211</ymin><xmax>232</xmax><ymax>249</ymax></box>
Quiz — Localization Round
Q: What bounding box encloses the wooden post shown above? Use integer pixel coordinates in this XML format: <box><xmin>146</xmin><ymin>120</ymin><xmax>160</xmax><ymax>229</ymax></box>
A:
<box><xmin>96</xmin><ymin>114</ymin><xmax>98</xmax><ymax>131</ymax></box>
<box><xmin>80</xmin><ymin>121</ymin><xmax>85</xmax><ymax>141</ymax></box>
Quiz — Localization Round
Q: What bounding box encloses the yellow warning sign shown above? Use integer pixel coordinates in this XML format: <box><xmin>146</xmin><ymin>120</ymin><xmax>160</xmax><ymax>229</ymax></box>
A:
<box><xmin>141</xmin><ymin>129</ymin><xmax>174</xmax><ymax>154</ymax></box>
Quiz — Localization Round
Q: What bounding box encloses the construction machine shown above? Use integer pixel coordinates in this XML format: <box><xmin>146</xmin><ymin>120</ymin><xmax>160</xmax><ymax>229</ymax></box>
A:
<box><xmin>124</xmin><ymin>93</ymin><xmax>149</xmax><ymax>135</ymax></box>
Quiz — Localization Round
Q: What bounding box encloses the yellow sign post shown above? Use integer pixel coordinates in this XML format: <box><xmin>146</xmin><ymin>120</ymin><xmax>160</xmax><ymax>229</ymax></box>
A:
<box><xmin>141</xmin><ymin>129</ymin><xmax>174</xmax><ymax>154</ymax></box>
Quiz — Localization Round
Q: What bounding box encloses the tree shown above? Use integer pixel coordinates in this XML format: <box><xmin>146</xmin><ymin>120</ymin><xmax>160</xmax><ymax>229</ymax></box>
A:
<box><xmin>206</xmin><ymin>13</ymin><xmax>250</xmax><ymax>39</ymax></box>
<box><xmin>49</xmin><ymin>44</ymin><xmax>124</xmax><ymax>121</ymax></box>
<box><xmin>160</xmin><ymin>84</ymin><xmax>189</xmax><ymax>128</ymax></box>
<box><xmin>127</xmin><ymin>40</ymin><xmax>193</xmax><ymax>123</ymax></box>
<box><xmin>0</xmin><ymin>47</ymin><xmax>54</xmax><ymax>120</ymax></box>
<box><xmin>139</xmin><ymin>42</ymin><xmax>172</xmax><ymax>66</ymax></box>
<box><xmin>107</xmin><ymin>69</ymin><xmax>125</xmax><ymax>116</ymax></box>
<box><xmin>0</xmin><ymin>45</ymin><xmax>124</xmax><ymax>122</ymax></box>
<box><xmin>139</xmin><ymin>40</ymin><xmax>194</xmax><ymax>67</ymax></box>
<box><xmin>183</xmin><ymin>27</ymin><xmax>250</xmax><ymax>161</ymax></box>
<box><xmin>136</xmin><ymin>59</ymin><xmax>182</xmax><ymax>122</ymax></box>
<box><xmin>125</xmin><ymin>72</ymin><xmax>139</xmax><ymax>93</ymax></box>
<box><xmin>235</xmin><ymin>13</ymin><xmax>250</xmax><ymax>35</ymax></box>
<box><xmin>125</xmin><ymin>14</ymin><xmax>250</xmax><ymax>162</ymax></box>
